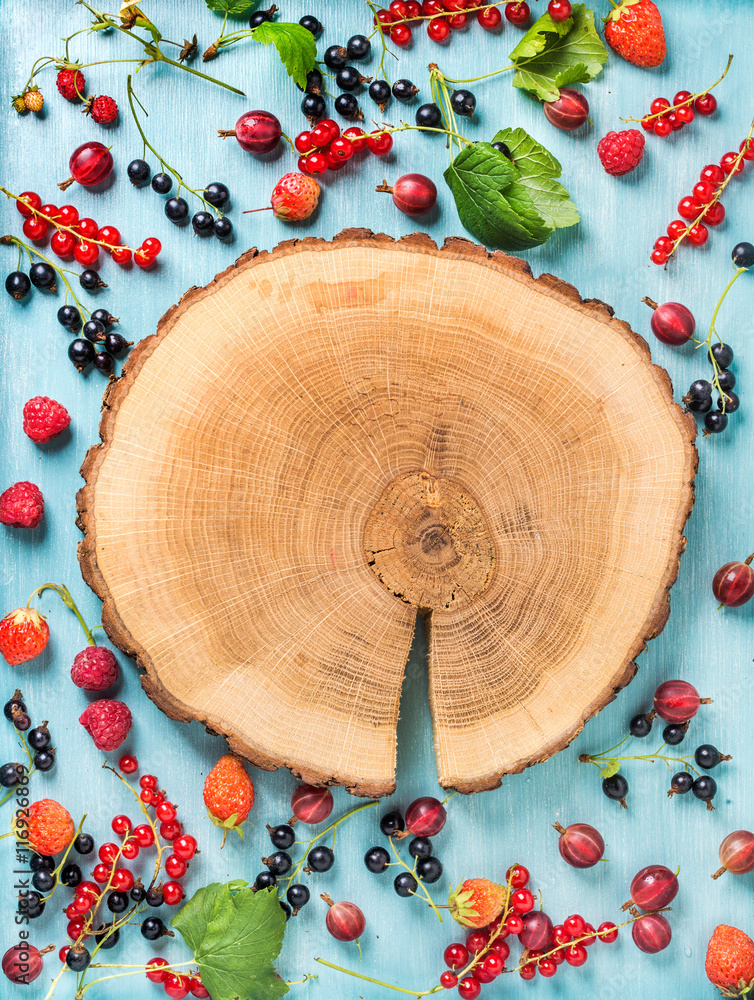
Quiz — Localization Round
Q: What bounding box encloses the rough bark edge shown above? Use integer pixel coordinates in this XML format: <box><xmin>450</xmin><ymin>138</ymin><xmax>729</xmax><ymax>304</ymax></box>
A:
<box><xmin>76</xmin><ymin>229</ymin><xmax>697</xmax><ymax>798</ymax></box>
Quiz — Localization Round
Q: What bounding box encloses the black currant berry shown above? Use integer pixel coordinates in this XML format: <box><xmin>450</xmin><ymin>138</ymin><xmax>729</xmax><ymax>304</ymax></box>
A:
<box><xmin>12</xmin><ymin>712</ymin><xmax>30</xmax><ymax>732</ymax></box>
<box><xmin>687</xmin><ymin>395</ymin><xmax>712</xmax><ymax>413</ymax></box>
<box><xmin>268</xmin><ymin>824</ymin><xmax>295</xmax><ymax>850</ymax></box>
<box><xmin>204</xmin><ymin>182</ymin><xmax>229</xmax><ymax>208</ymax></box>
<box><xmin>364</xmin><ymin>846</ymin><xmax>390</xmax><ymax>873</ymax></box>
<box><xmin>368</xmin><ymin>80</ymin><xmax>391</xmax><ymax>112</ymax></box>
<box><xmin>79</xmin><ymin>269</ymin><xmax>104</xmax><ymax>291</ymax></box>
<box><xmin>192</xmin><ymin>211</ymin><xmax>215</xmax><ymax>235</ymax></box>
<box><xmin>416</xmin><ymin>103</ymin><xmax>442</xmax><ymax>128</ymax></box>
<box><xmin>491</xmin><ymin>141</ymin><xmax>513</xmax><ymax>159</ymax></box>
<box><xmin>301</xmin><ymin>93</ymin><xmax>326</xmax><ymax>123</ymax></box>
<box><xmin>663</xmin><ymin>723</ymin><xmax>687</xmax><ymax>746</ymax></box>
<box><xmin>392</xmin><ymin>79</ymin><xmax>419</xmax><ymax>101</ymax></box>
<box><xmin>0</xmin><ymin>762</ymin><xmax>25</xmax><ymax>787</ymax></box>
<box><xmin>694</xmin><ymin>744</ymin><xmax>729</xmax><ymax>769</ymax></box>
<box><xmin>66</xmin><ymin>946</ymin><xmax>90</xmax><ymax>972</ymax></box>
<box><xmin>602</xmin><ymin>773</ymin><xmax>629</xmax><ymax>806</ymax></box>
<box><xmin>127</xmin><ymin>159</ymin><xmax>151</xmax><ymax>185</ymax></box>
<box><xmin>450</xmin><ymin>89</ymin><xmax>476</xmax><ymax>117</ymax></box>
<box><xmin>5</xmin><ymin>271</ymin><xmax>31</xmax><ymax>300</ymax></box>
<box><xmin>685</xmin><ymin>379</ymin><xmax>712</xmax><ymax>401</ymax></box>
<box><xmin>107</xmin><ymin>890</ymin><xmax>129</xmax><ymax>913</ymax></box>
<box><xmin>93</xmin><ymin>350</ymin><xmax>115</xmax><ymax>376</ymax></box>
<box><xmin>94</xmin><ymin>924</ymin><xmax>120</xmax><ymax>949</ymax></box>
<box><xmin>692</xmin><ymin>774</ymin><xmax>717</xmax><ymax>803</ymax></box>
<box><xmin>68</xmin><ymin>339</ymin><xmax>95</xmax><ymax>371</ymax></box>
<box><xmin>83</xmin><ymin>319</ymin><xmax>105</xmax><ymax>342</ymax></box>
<box><xmin>394</xmin><ymin>871</ymin><xmax>418</xmax><ymax>897</ymax></box>
<box><xmin>130</xmin><ymin>883</ymin><xmax>146</xmax><ymax>903</ymax></box>
<box><xmin>629</xmin><ymin>713</ymin><xmax>653</xmax><ymax>738</ymax></box>
<box><xmin>29</xmin><ymin>262</ymin><xmax>56</xmax><ymax>290</ymax></box>
<box><xmin>286</xmin><ymin>883</ymin><xmax>310</xmax><ymax>909</ymax></box>
<box><xmin>301</xmin><ymin>68</ymin><xmax>323</xmax><ymax>95</ymax></box>
<box><xmin>151</xmin><ymin>173</ymin><xmax>173</xmax><ymax>195</ymax></box>
<box><xmin>254</xmin><ymin>871</ymin><xmax>277</xmax><ymax>891</ymax></box>
<box><xmin>214</xmin><ymin>217</ymin><xmax>233</xmax><ymax>240</ymax></box>
<box><xmin>165</xmin><ymin>197</ymin><xmax>189</xmax><ymax>222</ymax></box>
<box><xmin>380</xmin><ymin>810</ymin><xmax>405</xmax><ymax>836</ymax></box>
<box><xmin>249</xmin><ymin>7</ymin><xmax>275</xmax><ymax>28</ymax></box>
<box><xmin>336</xmin><ymin>66</ymin><xmax>370</xmax><ymax>92</ymax></box>
<box><xmin>146</xmin><ymin>885</ymin><xmax>164</xmax><ymax>907</ymax></box>
<box><xmin>704</xmin><ymin>410</ymin><xmax>728</xmax><ymax>434</ymax></box>
<box><xmin>416</xmin><ymin>856</ymin><xmax>443</xmax><ymax>883</ymax></box>
<box><xmin>324</xmin><ymin>45</ymin><xmax>348</xmax><ymax>70</ymax></box>
<box><xmin>669</xmin><ymin>771</ymin><xmax>693</xmax><ymax>795</ymax></box>
<box><xmin>717</xmin><ymin>390</ymin><xmax>740</xmax><ymax>413</ymax></box>
<box><xmin>299</xmin><ymin>15</ymin><xmax>322</xmax><ymax>36</ymax></box>
<box><xmin>347</xmin><ymin>34</ymin><xmax>371</xmax><ymax>60</ymax></box>
<box><xmin>709</xmin><ymin>342</ymin><xmax>734</xmax><ymax>368</ymax></box>
<box><xmin>408</xmin><ymin>837</ymin><xmax>432</xmax><ymax>860</ymax></box>
<box><xmin>27</xmin><ymin>725</ymin><xmax>51</xmax><ymax>753</ymax></box>
<box><xmin>61</xmin><ymin>863</ymin><xmax>82</xmax><ymax>887</ymax></box>
<box><xmin>58</xmin><ymin>304</ymin><xmax>82</xmax><ymax>328</ymax></box>
<box><xmin>263</xmin><ymin>851</ymin><xmax>292</xmax><ymax>876</ymax></box>
<box><xmin>104</xmin><ymin>332</ymin><xmax>129</xmax><ymax>355</ymax></box>
<box><xmin>717</xmin><ymin>369</ymin><xmax>736</xmax><ymax>391</ymax></box>
<box><xmin>91</xmin><ymin>308</ymin><xmax>117</xmax><ymax>328</ymax></box>
<box><xmin>280</xmin><ymin>900</ymin><xmax>291</xmax><ymax>920</ymax></box>
<box><xmin>32</xmin><ymin>870</ymin><xmax>55</xmax><ymax>893</ymax></box>
<box><xmin>141</xmin><ymin>916</ymin><xmax>166</xmax><ymax>940</ymax></box>
<box><xmin>29</xmin><ymin>854</ymin><xmax>53</xmax><ymax>873</ymax></box>
<box><xmin>307</xmin><ymin>845</ymin><xmax>334</xmax><ymax>872</ymax></box>
<box><xmin>74</xmin><ymin>832</ymin><xmax>94</xmax><ymax>855</ymax></box>
<box><xmin>732</xmin><ymin>241</ymin><xmax>754</xmax><ymax>269</ymax></box>
<box><xmin>3</xmin><ymin>695</ymin><xmax>25</xmax><ymax>721</ymax></box>
<box><xmin>34</xmin><ymin>749</ymin><xmax>55</xmax><ymax>771</ymax></box>
<box><xmin>335</xmin><ymin>93</ymin><xmax>360</xmax><ymax>119</ymax></box>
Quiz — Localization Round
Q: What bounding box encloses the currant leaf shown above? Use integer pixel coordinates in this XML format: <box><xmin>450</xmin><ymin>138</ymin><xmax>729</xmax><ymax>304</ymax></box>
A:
<box><xmin>252</xmin><ymin>22</ymin><xmax>317</xmax><ymax>89</ymax></box>
<box><xmin>205</xmin><ymin>0</ymin><xmax>256</xmax><ymax>15</ymax></box>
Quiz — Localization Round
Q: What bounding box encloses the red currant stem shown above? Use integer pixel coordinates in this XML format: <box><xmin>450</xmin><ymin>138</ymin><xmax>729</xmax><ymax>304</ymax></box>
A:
<box><xmin>102</xmin><ymin>762</ymin><xmax>170</xmax><ymax>891</ymax></box>
<box><xmin>386</xmin><ymin>835</ymin><xmax>443</xmax><ymax>922</ymax></box>
<box><xmin>27</xmin><ymin>583</ymin><xmax>98</xmax><ymax>646</ymax></box>
<box><xmin>75</xmin><ymin>961</ymin><xmax>195</xmax><ymax>996</ymax></box>
<box><xmin>280</xmin><ymin>802</ymin><xmax>377</xmax><ymax>891</ymax></box>
<box><xmin>374</xmin><ymin>1</ymin><xmax>507</xmax><ymax>28</ymax></box>
<box><xmin>313</xmin><ymin>958</ymin><xmax>442</xmax><ymax>997</ymax></box>
<box><xmin>0</xmin><ymin>235</ymin><xmax>90</xmax><ymax>314</ymax></box>
<box><xmin>366</xmin><ymin>2</ymin><xmax>398</xmax><ymax>83</ymax></box>
<box><xmin>41</xmin><ymin>964</ymin><xmax>69</xmax><ymax>1000</ymax></box>
<box><xmin>621</xmin><ymin>54</ymin><xmax>733</xmax><ymax>125</ymax></box>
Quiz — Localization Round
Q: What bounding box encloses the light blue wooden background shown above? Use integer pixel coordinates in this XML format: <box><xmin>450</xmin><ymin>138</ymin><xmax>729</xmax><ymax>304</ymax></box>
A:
<box><xmin>1</xmin><ymin>2</ymin><xmax>753</xmax><ymax>997</ymax></box>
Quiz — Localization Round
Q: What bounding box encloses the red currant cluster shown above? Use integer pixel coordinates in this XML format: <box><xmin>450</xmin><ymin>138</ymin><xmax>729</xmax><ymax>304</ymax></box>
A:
<box><xmin>640</xmin><ymin>90</ymin><xmax>716</xmax><ymax>139</ymax></box>
<box><xmin>373</xmin><ymin>1</ymin><xmax>562</xmax><ymax>43</ymax></box>
<box><xmin>146</xmin><ymin>958</ymin><xmax>209</xmax><ymax>998</ymax></box>
<box><xmin>295</xmin><ymin>119</ymin><xmax>393</xmax><ymax>175</ymax></box>
<box><xmin>137</xmin><ymin>772</ymin><xmax>198</xmax><ymax>871</ymax></box>
<box><xmin>13</xmin><ymin>190</ymin><xmax>159</xmax><ymax>269</ymax></box>
<box><xmin>440</xmin><ymin>866</ymin><xmax>619</xmax><ymax>996</ymax></box>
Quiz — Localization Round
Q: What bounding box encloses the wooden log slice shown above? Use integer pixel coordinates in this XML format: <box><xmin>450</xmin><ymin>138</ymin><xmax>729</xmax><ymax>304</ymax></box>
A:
<box><xmin>77</xmin><ymin>231</ymin><xmax>697</xmax><ymax>797</ymax></box>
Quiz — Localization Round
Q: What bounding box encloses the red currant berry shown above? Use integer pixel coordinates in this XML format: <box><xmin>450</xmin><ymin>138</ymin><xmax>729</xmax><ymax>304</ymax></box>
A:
<box><xmin>653</xmin><ymin>119</ymin><xmax>672</xmax><ymax>137</ymax></box>
<box><xmin>471</xmin><ymin>968</ymin><xmax>494</xmax><ymax>985</ymax></box>
<box><xmin>297</xmin><ymin>155</ymin><xmax>314</xmax><ymax>175</ymax></box>
<box><xmin>483</xmin><ymin>953</ymin><xmax>504</xmax><ymax>977</ymax></box>
<box><xmin>667</xmin><ymin>112</ymin><xmax>684</xmax><ymax>131</ymax></box>
<box><xmin>133</xmin><ymin>824</ymin><xmax>155</xmax><ymax>848</ymax></box>
<box><xmin>99</xmin><ymin>843</ymin><xmax>119</xmax><ymax>864</ymax></box>
<box><xmin>156</xmin><ymin>802</ymin><xmax>177</xmax><ymax>823</ymax></box>
<box><xmin>112</xmin><ymin>868</ymin><xmax>135</xmax><ymax>892</ymax></box>
<box><xmin>519</xmin><ymin>964</ymin><xmax>536</xmax><ymax>980</ymax></box>
<box><xmin>740</xmin><ymin>138</ymin><xmax>754</xmax><ymax>161</ymax></box>
<box><xmin>329</xmin><ymin>137</ymin><xmax>354</xmax><ymax>161</ymax></box>
<box><xmin>172</xmin><ymin>834</ymin><xmax>198</xmax><ymax>860</ymax></box>
<box><xmin>447</xmin><ymin>13</ymin><xmax>467</xmax><ymax>29</ymax></box>
<box><xmin>139</xmin><ymin>774</ymin><xmax>158</xmax><ymax>790</ymax></box>
<box><xmin>121</xmin><ymin>840</ymin><xmax>140</xmax><ymax>861</ymax></box>
<box><xmin>564</xmin><ymin>914</ymin><xmax>586</xmax><ymax>937</ymax></box>
<box><xmin>666</xmin><ymin>219</ymin><xmax>686</xmax><ymax>239</ymax></box>
<box><xmin>422</xmin><ymin>0</ymin><xmax>443</xmax><ymax>12</ymax></box>
<box><xmin>465</xmin><ymin>930</ymin><xmax>489</xmax><ymax>954</ymax></box>
<box><xmin>439</xmin><ymin>971</ymin><xmax>457</xmax><ymax>989</ymax></box>
<box><xmin>66</xmin><ymin>919</ymin><xmax>84</xmax><ymax>938</ymax></box>
<box><xmin>673</xmin><ymin>90</ymin><xmax>693</xmax><ymax>106</ymax></box>
<box><xmin>692</xmin><ymin>180</ymin><xmax>715</xmax><ymax>203</ymax></box>
<box><xmin>164</xmin><ymin>973</ymin><xmax>191</xmax><ymax>1000</ymax></box>
<box><xmin>74</xmin><ymin>241</ymin><xmax>99</xmax><ymax>266</ymax></box>
<box><xmin>457</xmin><ymin>977</ymin><xmax>481</xmax><ymax>1000</ymax></box>
<box><xmin>539</xmin><ymin>958</ymin><xmax>558</xmax><ymax>977</ymax></box>
<box><xmin>427</xmin><ymin>17</ymin><xmax>450</xmax><ymax>42</ymax></box>
<box><xmin>140</xmin><ymin>788</ymin><xmax>155</xmax><ymax>805</ymax></box>
<box><xmin>676</xmin><ymin>106</ymin><xmax>694</xmax><ymax>124</ymax></box>
<box><xmin>443</xmin><ymin>943</ymin><xmax>469</xmax><ymax>969</ymax></box>
<box><xmin>654</xmin><ymin>236</ymin><xmax>674</xmax><ymax>254</ymax></box>
<box><xmin>141</xmin><ymin>237</ymin><xmax>161</xmax><ymax>256</ymax></box>
<box><xmin>40</xmin><ymin>203</ymin><xmax>61</xmax><ymax>221</ymax></box>
<box><xmin>65</xmin><ymin>902</ymin><xmax>80</xmax><ymax>920</ymax></box>
<box><xmin>319</xmin><ymin>119</ymin><xmax>340</xmax><ymax>142</ymax></box>
<box><xmin>650</xmin><ymin>250</ymin><xmax>668</xmax><ymax>266</ymax></box>
<box><xmin>295</xmin><ymin>131</ymin><xmax>314</xmax><ymax>154</ymax></box>
<box><xmin>564</xmin><ymin>943</ymin><xmax>588</xmax><ymax>966</ymax></box>
<box><xmin>695</xmin><ymin>93</ymin><xmax>717</xmax><ymax>115</ymax></box>
<box><xmin>700</xmin><ymin>163</ymin><xmax>725</xmax><ymax>185</ymax></box>
<box><xmin>118</xmin><ymin>754</ymin><xmax>138</xmax><ymax>773</ymax></box>
<box><xmin>112</xmin><ymin>815</ymin><xmax>132</xmax><ymax>836</ymax></box>
<box><xmin>59</xmin><ymin>945</ymin><xmax>71</xmax><ymax>962</ymax></box>
<box><xmin>309</xmin><ymin>123</ymin><xmax>331</xmax><ymax>148</ymax></box>
<box><xmin>632</xmin><ymin>913</ymin><xmax>671</xmax><ymax>954</ymax></box>
<box><xmin>73</xmin><ymin>894</ymin><xmax>93</xmax><ymax>913</ymax></box>
<box><xmin>160</xmin><ymin>820</ymin><xmax>182</xmax><ymax>841</ymax></box>
<box><xmin>22</xmin><ymin>216</ymin><xmax>48</xmax><ymax>241</ymax></box>
<box><xmin>366</xmin><ymin>131</ymin><xmax>394</xmax><ymax>156</ymax></box>
<box><xmin>189</xmin><ymin>978</ymin><xmax>210</xmax><ymax>999</ymax></box>
<box><xmin>687</xmin><ymin>223</ymin><xmax>709</xmax><ymax>246</ymax></box>
<box><xmin>551</xmin><ymin>924</ymin><xmax>570</xmax><ymax>946</ymax></box>
<box><xmin>505</xmin><ymin>1</ymin><xmax>530</xmax><ymax>25</ymax></box>
<box><xmin>506</xmin><ymin>864</ymin><xmax>529</xmax><ymax>888</ymax></box>
<box><xmin>598</xmin><ymin>921</ymin><xmax>619</xmax><ymax>943</ymax></box>
<box><xmin>720</xmin><ymin>151</ymin><xmax>744</xmax><ymax>175</ymax></box>
<box><xmin>506</xmin><ymin>914</ymin><xmax>524</xmax><ymax>935</ymax></box>
<box><xmin>389</xmin><ymin>0</ymin><xmax>408</xmax><ymax>15</ymax></box>
<box><xmin>163</xmin><ymin>881</ymin><xmax>184</xmax><ymax>905</ymax></box>
<box><xmin>406</xmin><ymin>0</ymin><xmax>423</xmax><ymax>10</ymax></box>
<box><xmin>654</xmin><ymin>679</ymin><xmax>704</xmax><ymax>723</ymax></box>
<box><xmin>145</xmin><ymin>957</ymin><xmax>170</xmax><ymax>983</ymax></box>
<box><xmin>374</xmin><ymin>9</ymin><xmax>396</xmax><ymax>26</ymax></box>
<box><xmin>677</xmin><ymin>195</ymin><xmax>702</xmax><ymax>220</ymax></box>
<box><xmin>477</xmin><ymin>6</ymin><xmax>502</xmax><ymax>29</ymax></box>
<box><xmin>94</xmin><ymin>225</ymin><xmax>121</xmax><ymax>248</ymax></box>
<box><xmin>491</xmin><ymin>940</ymin><xmax>510</xmax><ymax>961</ymax></box>
<box><xmin>391</xmin><ymin>23</ymin><xmax>413</xmax><ymax>44</ymax></box>
<box><xmin>16</xmin><ymin>191</ymin><xmax>42</xmax><ymax>217</ymax></box>
<box><xmin>165</xmin><ymin>854</ymin><xmax>188</xmax><ymax>879</ymax></box>
<box><xmin>511</xmin><ymin>888</ymin><xmax>534</xmax><ymax>914</ymax></box>
<box><xmin>68</xmin><ymin>141</ymin><xmax>114</xmax><ymax>187</ymax></box>
<box><xmin>650</xmin><ymin>98</ymin><xmax>670</xmax><ymax>115</ymax></box>
<box><xmin>548</xmin><ymin>0</ymin><xmax>572</xmax><ymax>19</ymax></box>
<box><xmin>713</xmin><ymin>557</ymin><xmax>754</xmax><ymax>607</ymax></box>
<box><xmin>92</xmin><ymin>863</ymin><xmax>111</xmax><ymax>884</ymax></box>
<box><xmin>640</xmin><ymin>115</ymin><xmax>654</xmax><ymax>131</ymax></box>
<box><xmin>343</xmin><ymin>126</ymin><xmax>367</xmax><ymax>152</ymax></box>
<box><xmin>58</xmin><ymin>204</ymin><xmax>79</xmax><ymax>226</ymax></box>
<box><xmin>581</xmin><ymin>923</ymin><xmax>597</xmax><ymax>946</ymax></box>
<box><xmin>77</xmin><ymin>217</ymin><xmax>99</xmax><ymax>239</ymax></box>
<box><xmin>78</xmin><ymin>882</ymin><xmax>100</xmax><ymax>899</ymax></box>
<box><xmin>305</xmin><ymin>151</ymin><xmax>329</xmax><ymax>175</ymax></box>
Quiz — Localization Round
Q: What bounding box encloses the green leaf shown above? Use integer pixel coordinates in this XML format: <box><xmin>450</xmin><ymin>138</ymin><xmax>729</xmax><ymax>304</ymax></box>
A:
<box><xmin>600</xmin><ymin>759</ymin><xmax>621</xmax><ymax>780</ymax></box>
<box><xmin>172</xmin><ymin>883</ymin><xmax>288</xmax><ymax>1000</ymax></box>
<box><xmin>509</xmin><ymin>3</ymin><xmax>608</xmax><ymax>102</ymax></box>
<box><xmin>253</xmin><ymin>22</ymin><xmax>317</xmax><ymax>88</ymax></box>
<box><xmin>205</xmin><ymin>0</ymin><xmax>256</xmax><ymax>15</ymax></box>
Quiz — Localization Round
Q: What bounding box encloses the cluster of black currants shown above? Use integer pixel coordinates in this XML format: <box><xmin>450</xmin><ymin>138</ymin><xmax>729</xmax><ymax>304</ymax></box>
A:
<box><xmin>126</xmin><ymin>160</ymin><xmax>233</xmax><ymax>241</ymax></box>
<box><xmin>253</xmin><ymin>822</ymin><xmax>317</xmax><ymax>920</ymax></box>
<box><xmin>683</xmin><ymin>341</ymin><xmax>739</xmax><ymax>436</ymax></box>
<box><xmin>414</xmin><ymin>88</ymin><xmax>477</xmax><ymax>131</ymax></box>
<box><xmin>1</xmin><ymin>690</ymin><xmax>55</xmax><ymax>788</ymax></box>
<box><xmin>57</xmin><ymin>303</ymin><xmax>131</xmax><ymax>376</ymax></box>
<box><xmin>364</xmin><ymin>809</ymin><xmax>443</xmax><ymax>899</ymax></box>
<box><xmin>5</xmin><ymin>259</ymin><xmax>105</xmax><ymax>304</ymax></box>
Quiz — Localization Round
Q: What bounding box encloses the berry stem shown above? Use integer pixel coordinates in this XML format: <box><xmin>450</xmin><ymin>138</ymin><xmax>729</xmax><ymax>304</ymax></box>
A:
<box><xmin>386</xmin><ymin>835</ymin><xmax>443</xmax><ymax>922</ymax></box>
<box><xmin>313</xmin><ymin>958</ymin><xmax>442</xmax><ymax>997</ymax></box>
<box><xmin>580</xmin><ymin>742</ymin><xmax>701</xmax><ymax>776</ymax></box>
<box><xmin>695</xmin><ymin>265</ymin><xmax>748</xmax><ymax>412</ymax></box>
<box><xmin>202</xmin><ymin>10</ymin><xmax>276</xmax><ymax>61</ymax></box>
<box><xmin>27</xmin><ymin>583</ymin><xmax>97</xmax><ymax>646</ymax></box>
<box><xmin>279</xmin><ymin>801</ymin><xmax>377</xmax><ymax>891</ymax></box>
<box><xmin>75</xmin><ymin>961</ymin><xmax>195</xmax><ymax>996</ymax></box>
<box><xmin>621</xmin><ymin>54</ymin><xmax>733</xmax><ymax>125</ymax></box>
<box><xmin>0</xmin><ymin>235</ymin><xmax>90</xmax><ymax>314</ymax></box>
<box><xmin>366</xmin><ymin>2</ymin><xmax>399</xmax><ymax>83</ymax></box>
<box><xmin>371</xmin><ymin>1</ymin><xmax>507</xmax><ymax>29</ymax></box>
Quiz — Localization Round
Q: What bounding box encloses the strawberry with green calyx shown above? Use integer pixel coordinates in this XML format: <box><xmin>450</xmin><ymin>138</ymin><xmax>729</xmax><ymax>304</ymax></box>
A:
<box><xmin>203</xmin><ymin>755</ymin><xmax>254</xmax><ymax>846</ymax></box>
<box><xmin>604</xmin><ymin>0</ymin><xmax>666</xmax><ymax>68</ymax></box>
<box><xmin>12</xmin><ymin>799</ymin><xmax>75</xmax><ymax>855</ymax></box>
<box><xmin>706</xmin><ymin>925</ymin><xmax>754</xmax><ymax>997</ymax></box>
<box><xmin>244</xmin><ymin>172</ymin><xmax>321</xmax><ymax>222</ymax></box>
<box><xmin>448</xmin><ymin>878</ymin><xmax>508</xmax><ymax>928</ymax></box>
<box><xmin>0</xmin><ymin>608</ymin><xmax>49</xmax><ymax>666</ymax></box>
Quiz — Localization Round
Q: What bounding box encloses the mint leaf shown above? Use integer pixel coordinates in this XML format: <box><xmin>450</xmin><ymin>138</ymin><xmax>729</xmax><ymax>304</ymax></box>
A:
<box><xmin>253</xmin><ymin>22</ymin><xmax>317</xmax><ymax>88</ymax></box>
<box><xmin>600</xmin><ymin>759</ymin><xmax>621</xmax><ymax>780</ymax></box>
<box><xmin>509</xmin><ymin>4</ymin><xmax>608</xmax><ymax>102</ymax></box>
<box><xmin>172</xmin><ymin>883</ymin><xmax>288</xmax><ymax>1000</ymax></box>
<box><xmin>205</xmin><ymin>0</ymin><xmax>256</xmax><ymax>14</ymax></box>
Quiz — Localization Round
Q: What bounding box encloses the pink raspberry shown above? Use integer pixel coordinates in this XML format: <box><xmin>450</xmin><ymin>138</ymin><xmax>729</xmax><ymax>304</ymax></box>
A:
<box><xmin>597</xmin><ymin>128</ymin><xmax>646</xmax><ymax>177</ymax></box>
<box><xmin>71</xmin><ymin>647</ymin><xmax>119</xmax><ymax>691</ymax></box>
<box><xmin>79</xmin><ymin>700</ymin><xmax>132</xmax><ymax>752</ymax></box>
<box><xmin>0</xmin><ymin>482</ymin><xmax>44</xmax><ymax>529</ymax></box>
<box><xmin>23</xmin><ymin>396</ymin><xmax>71</xmax><ymax>444</ymax></box>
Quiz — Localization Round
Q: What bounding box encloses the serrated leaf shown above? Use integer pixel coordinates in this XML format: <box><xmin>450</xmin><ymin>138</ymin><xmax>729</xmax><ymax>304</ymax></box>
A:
<box><xmin>509</xmin><ymin>4</ymin><xmax>608</xmax><ymax>102</ymax></box>
<box><xmin>600</xmin><ymin>759</ymin><xmax>621</xmax><ymax>779</ymax></box>
<box><xmin>172</xmin><ymin>883</ymin><xmax>288</xmax><ymax>1000</ymax></box>
<box><xmin>205</xmin><ymin>0</ymin><xmax>256</xmax><ymax>15</ymax></box>
<box><xmin>253</xmin><ymin>21</ymin><xmax>317</xmax><ymax>88</ymax></box>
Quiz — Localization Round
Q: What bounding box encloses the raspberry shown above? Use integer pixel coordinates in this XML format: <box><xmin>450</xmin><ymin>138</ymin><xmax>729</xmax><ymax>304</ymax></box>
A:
<box><xmin>597</xmin><ymin>128</ymin><xmax>646</xmax><ymax>177</ymax></box>
<box><xmin>0</xmin><ymin>482</ymin><xmax>44</xmax><ymax>529</ymax></box>
<box><xmin>269</xmin><ymin>173</ymin><xmax>321</xmax><ymax>221</ymax></box>
<box><xmin>22</xmin><ymin>396</ymin><xmax>71</xmax><ymax>444</ymax></box>
<box><xmin>56</xmin><ymin>67</ymin><xmax>86</xmax><ymax>102</ymax></box>
<box><xmin>86</xmin><ymin>95</ymin><xmax>118</xmax><ymax>125</ymax></box>
<box><xmin>23</xmin><ymin>88</ymin><xmax>44</xmax><ymax>113</ymax></box>
<box><xmin>79</xmin><ymin>700</ymin><xmax>132</xmax><ymax>752</ymax></box>
<box><xmin>71</xmin><ymin>647</ymin><xmax>119</xmax><ymax>691</ymax></box>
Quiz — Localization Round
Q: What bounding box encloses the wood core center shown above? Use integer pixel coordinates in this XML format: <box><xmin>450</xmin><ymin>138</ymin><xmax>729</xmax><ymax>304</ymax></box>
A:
<box><xmin>363</xmin><ymin>470</ymin><xmax>496</xmax><ymax>611</ymax></box>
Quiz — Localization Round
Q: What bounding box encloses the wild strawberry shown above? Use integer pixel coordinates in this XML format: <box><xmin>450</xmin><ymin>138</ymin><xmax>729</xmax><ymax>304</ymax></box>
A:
<box><xmin>0</xmin><ymin>482</ymin><xmax>44</xmax><ymax>529</ymax></box>
<box><xmin>86</xmin><ymin>95</ymin><xmax>118</xmax><ymax>125</ymax></box>
<box><xmin>706</xmin><ymin>925</ymin><xmax>754</xmax><ymax>997</ymax></box>
<box><xmin>13</xmin><ymin>799</ymin><xmax>75</xmax><ymax>855</ymax></box>
<box><xmin>0</xmin><ymin>608</ymin><xmax>49</xmax><ymax>665</ymax></box>
<box><xmin>79</xmin><ymin>699</ymin><xmax>132</xmax><ymax>751</ymax></box>
<box><xmin>23</xmin><ymin>87</ymin><xmax>44</xmax><ymax>112</ymax></box>
<box><xmin>203</xmin><ymin>755</ymin><xmax>254</xmax><ymax>845</ymax></box>
<box><xmin>56</xmin><ymin>67</ymin><xmax>86</xmax><ymax>102</ymax></box>
<box><xmin>448</xmin><ymin>879</ymin><xmax>508</xmax><ymax>928</ymax></box>
<box><xmin>11</xmin><ymin>95</ymin><xmax>27</xmax><ymax>114</ymax></box>
<box><xmin>269</xmin><ymin>172</ymin><xmax>320</xmax><ymax>221</ymax></box>
<box><xmin>597</xmin><ymin>129</ymin><xmax>646</xmax><ymax>176</ymax></box>
<box><xmin>70</xmin><ymin>647</ymin><xmax>119</xmax><ymax>691</ymax></box>
<box><xmin>22</xmin><ymin>396</ymin><xmax>71</xmax><ymax>444</ymax></box>
<box><xmin>604</xmin><ymin>0</ymin><xmax>666</xmax><ymax>68</ymax></box>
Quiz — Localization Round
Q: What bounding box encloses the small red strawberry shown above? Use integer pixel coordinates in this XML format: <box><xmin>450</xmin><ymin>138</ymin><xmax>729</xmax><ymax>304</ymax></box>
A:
<box><xmin>203</xmin><ymin>755</ymin><xmax>254</xmax><ymax>845</ymax></box>
<box><xmin>56</xmin><ymin>67</ymin><xmax>86</xmax><ymax>102</ymax></box>
<box><xmin>448</xmin><ymin>878</ymin><xmax>508</xmax><ymax>928</ymax></box>
<box><xmin>79</xmin><ymin>700</ymin><xmax>132</xmax><ymax>751</ymax></box>
<box><xmin>23</xmin><ymin>396</ymin><xmax>71</xmax><ymax>444</ymax></box>
<box><xmin>0</xmin><ymin>608</ymin><xmax>49</xmax><ymax>665</ymax></box>
<box><xmin>706</xmin><ymin>924</ymin><xmax>754</xmax><ymax>997</ymax></box>
<box><xmin>85</xmin><ymin>95</ymin><xmax>118</xmax><ymax>125</ymax></box>
<box><xmin>23</xmin><ymin>87</ymin><xmax>44</xmax><ymax>113</ymax></box>
<box><xmin>0</xmin><ymin>482</ymin><xmax>44</xmax><ymax>529</ymax></box>
<box><xmin>597</xmin><ymin>129</ymin><xmax>646</xmax><ymax>176</ymax></box>
<box><xmin>270</xmin><ymin>172</ymin><xmax>320</xmax><ymax>221</ymax></box>
<box><xmin>604</xmin><ymin>0</ymin><xmax>666</xmax><ymax>68</ymax></box>
<box><xmin>12</xmin><ymin>799</ymin><xmax>75</xmax><ymax>855</ymax></box>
